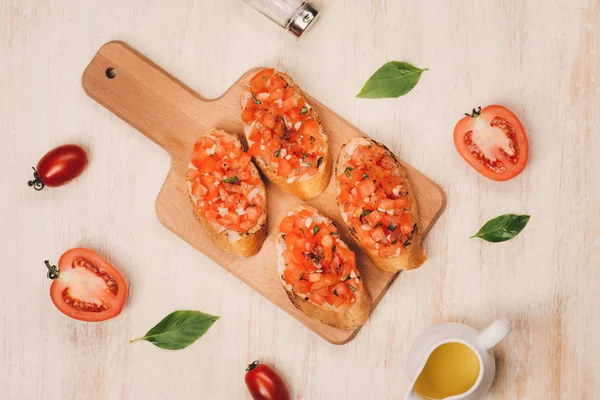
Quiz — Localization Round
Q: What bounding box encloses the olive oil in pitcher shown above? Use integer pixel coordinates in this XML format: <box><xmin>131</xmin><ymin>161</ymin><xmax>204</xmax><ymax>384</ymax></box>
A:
<box><xmin>414</xmin><ymin>342</ymin><xmax>481</xmax><ymax>399</ymax></box>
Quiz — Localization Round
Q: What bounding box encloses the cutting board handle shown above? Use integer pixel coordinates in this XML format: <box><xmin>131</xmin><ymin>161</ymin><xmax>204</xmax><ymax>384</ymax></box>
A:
<box><xmin>82</xmin><ymin>41</ymin><xmax>217</xmax><ymax>156</ymax></box>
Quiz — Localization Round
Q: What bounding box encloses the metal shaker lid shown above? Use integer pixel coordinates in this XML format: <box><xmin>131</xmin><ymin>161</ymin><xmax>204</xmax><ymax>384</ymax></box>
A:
<box><xmin>288</xmin><ymin>2</ymin><xmax>319</xmax><ymax>37</ymax></box>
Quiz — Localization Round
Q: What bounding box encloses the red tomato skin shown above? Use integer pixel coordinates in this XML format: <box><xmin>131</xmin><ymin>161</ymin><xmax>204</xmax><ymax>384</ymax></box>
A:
<box><xmin>36</xmin><ymin>144</ymin><xmax>88</xmax><ymax>187</ymax></box>
<box><xmin>453</xmin><ymin>105</ymin><xmax>528</xmax><ymax>181</ymax></box>
<box><xmin>49</xmin><ymin>248</ymin><xmax>128</xmax><ymax>322</ymax></box>
<box><xmin>245</xmin><ymin>362</ymin><xmax>290</xmax><ymax>400</ymax></box>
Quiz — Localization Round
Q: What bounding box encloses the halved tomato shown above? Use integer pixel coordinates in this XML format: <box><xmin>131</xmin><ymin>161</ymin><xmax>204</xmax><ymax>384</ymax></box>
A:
<box><xmin>47</xmin><ymin>248</ymin><xmax>128</xmax><ymax>322</ymax></box>
<box><xmin>453</xmin><ymin>105</ymin><xmax>528</xmax><ymax>181</ymax></box>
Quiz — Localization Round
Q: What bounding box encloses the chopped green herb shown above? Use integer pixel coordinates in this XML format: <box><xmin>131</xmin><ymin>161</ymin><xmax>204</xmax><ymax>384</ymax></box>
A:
<box><xmin>343</xmin><ymin>276</ymin><xmax>351</xmax><ymax>282</ymax></box>
<box><xmin>273</xmin><ymin>149</ymin><xmax>281</xmax><ymax>157</ymax></box>
<box><xmin>312</xmin><ymin>225</ymin><xmax>320</xmax><ymax>235</ymax></box>
<box><xmin>347</xmin><ymin>284</ymin><xmax>356</xmax><ymax>292</ymax></box>
<box><xmin>310</xmin><ymin>136</ymin><xmax>315</xmax><ymax>142</ymax></box>
<box><xmin>362</xmin><ymin>173</ymin><xmax>368</xmax><ymax>180</ymax></box>
<box><xmin>223</xmin><ymin>176</ymin><xmax>238</xmax><ymax>184</ymax></box>
<box><xmin>359</xmin><ymin>210</ymin><xmax>371</xmax><ymax>221</ymax></box>
<box><xmin>262</xmin><ymin>76</ymin><xmax>267</xmax><ymax>81</ymax></box>
<box><xmin>247</xmin><ymin>203</ymin><xmax>256</xmax><ymax>207</ymax></box>
<box><xmin>302</xmin><ymin>153</ymin><xmax>308</xmax><ymax>159</ymax></box>
<box><xmin>333</xmin><ymin>290</ymin><xmax>338</xmax><ymax>296</ymax></box>
<box><xmin>403</xmin><ymin>239</ymin><xmax>411</xmax><ymax>247</ymax></box>
<box><xmin>332</xmin><ymin>245</ymin><xmax>337</xmax><ymax>253</ymax></box>
<box><xmin>344</xmin><ymin>166</ymin><xmax>354</xmax><ymax>177</ymax></box>
<box><xmin>388</xmin><ymin>223</ymin><xmax>397</xmax><ymax>231</ymax></box>
<box><xmin>375</xmin><ymin>222</ymin><xmax>381</xmax><ymax>227</ymax></box>
<box><xmin>252</xmin><ymin>93</ymin><xmax>261</xmax><ymax>105</ymax></box>
<box><xmin>316</xmin><ymin>157</ymin><xmax>323</xmax><ymax>168</ymax></box>
<box><xmin>300</xmin><ymin>107</ymin><xmax>308</xmax><ymax>114</ymax></box>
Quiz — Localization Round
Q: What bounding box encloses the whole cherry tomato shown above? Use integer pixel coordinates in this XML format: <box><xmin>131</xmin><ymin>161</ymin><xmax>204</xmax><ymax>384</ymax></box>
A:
<box><xmin>28</xmin><ymin>144</ymin><xmax>88</xmax><ymax>190</ymax></box>
<box><xmin>245</xmin><ymin>361</ymin><xmax>290</xmax><ymax>400</ymax></box>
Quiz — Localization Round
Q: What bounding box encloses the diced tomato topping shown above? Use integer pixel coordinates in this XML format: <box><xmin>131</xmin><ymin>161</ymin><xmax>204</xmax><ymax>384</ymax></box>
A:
<box><xmin>308</xmin><ymin>292</ymin><xmax>325</xmax><ymax>306</ymax></box>
<box><xmin>187</xmin><ymin>132</ymin><xmax>264</xmax><ymax>234</ymax></box>
<box><xmin>279</xmin><ymin>216</ymin><xmax>296</xmax><ymax>233</ymax></box>
<box><xmin>363</xmin><ymin>210</ymin><xmax>383</xmax><ymax>226</ymax></box>
<box><xmin>246</xmin><ymin>206</ymin><xmax>262</xmax><ymax>222</ymax></box>
<box><xmin>191</xmin><ymin>181</ymin><xmax>208</xmax><ymax>198</ymax></box>
<box><xmin>249</xmin><ymin>68</ymin><xmax>274</xmax><ymax>92</ymax></box>
<box><xmin>279</xmin><ymin>210</ymin><xmax>362</xmax><ymax>310</ymax></box>
<box><xmin>357</xmin><ymin>180</ymin><xmax>376</xmax><ymax>198</ymax></box>
<box><xmin>294</xmin><ymin>281</ymin><xmax>312</xmax><ymax>294</ymax></box>
<box><xmin>379</xmin><ymin>243</ymin><xmax>402</xmax><ymax>258</ymax></box>
<box><xmin>248</xmin><ymin>127</ymin><xmax>262</xmax><ymax>143</ymax></box>
<box><xmin>282</xmin><ymin>97</ymin><xmax>296</xmax><ymax>112</ymax></box>
<box><xmin>243</xmin><ymin>71</ymin><xmax>325</xmax><ymax>180</ymax></box>
<box><xmin>337</xmin><ymin>143</ymin><xmax>416</xmax><ymax>258</ymax></box>
<box><xmin>277</xmin><ymin>159</ymin><xmax>293</xmax><ymax>176</ymax></box>
<box><xmin>379</xmin><ymin>198</ymin><xmax>408</xmax><ymax>210</ymax></box>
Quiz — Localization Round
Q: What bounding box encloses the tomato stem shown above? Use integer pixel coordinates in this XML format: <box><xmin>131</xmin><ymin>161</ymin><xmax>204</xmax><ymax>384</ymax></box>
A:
<box><xmin>28</xmin><ymin>167</ymin><xmax>45</xmax><ymax>191</ymax></box>
<box><xmin>246</xmin><ymin>360</ymin><xmax>259</xmax><ymax>371</ymax></box>
<box><xmin>45</xmin><ymin>260</ymin><xmax>59</xmax><ymax>280</ymax></box>
<box><xmin>464</xmin><ymin>106</ymin><xmax>482</xmax><ymax>118</ymax></box>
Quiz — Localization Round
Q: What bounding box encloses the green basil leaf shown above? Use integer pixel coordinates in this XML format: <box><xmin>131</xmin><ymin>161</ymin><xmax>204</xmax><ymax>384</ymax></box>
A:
<box><xmin>130</xmin><ymin>310</ymin><xmax>219</xmax><ymax>350</ymax></box>
<box><xmin>470</xmin><ymin>214</ymin><xmax>531</xmax><ymax>243</ymax></box>
<box><xmin>357</xmin><ymin>62</ymin><xmax>428</xmax><ymax>99</ymax></box>
<box><xmin>359</xmin><ymin>210</ymin><xmax>371</xmax><ymax>221</ymax></box>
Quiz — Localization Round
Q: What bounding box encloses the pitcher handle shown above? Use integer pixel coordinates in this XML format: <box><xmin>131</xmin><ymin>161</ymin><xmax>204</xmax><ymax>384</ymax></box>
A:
<box><xmin>476</xmin><ymin>317</ymin><xmax>512</xmax><ymax>351</ymax></box>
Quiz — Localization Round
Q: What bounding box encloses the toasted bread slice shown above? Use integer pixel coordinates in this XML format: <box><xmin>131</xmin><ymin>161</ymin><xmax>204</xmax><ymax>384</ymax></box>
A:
<box><xmin>186</xmin><ymin>129</ymin><xmax>267</xmax><ymax>257</ymax></box>
<box><xmin>240</xmin><ymin>68</ymin><xmax>331</xmax><ymax>200</ymax></box>
<box><xmin>335</xmin><ymin>137</ymin><xmax>426</xmax><ymax>272</ymax></box>
<box><xmin>276</xmin><ymin>205</ymin><xmax>371</xmax><ymax>329</ymax></box>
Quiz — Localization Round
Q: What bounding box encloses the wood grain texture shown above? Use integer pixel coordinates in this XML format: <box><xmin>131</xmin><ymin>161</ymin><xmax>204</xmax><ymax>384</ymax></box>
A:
<box><xmin>81</xmin><ymin>41</ymin><xmax>445</xmax><ymax>344</ymax></box>
<box><xmin>1</xmin><ymin>0</ymin><xmax>599</xmax><ymax>398</ymax></box>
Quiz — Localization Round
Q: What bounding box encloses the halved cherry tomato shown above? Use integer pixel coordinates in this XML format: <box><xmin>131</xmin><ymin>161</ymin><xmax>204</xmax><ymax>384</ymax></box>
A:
<box><xmin>46</xmin><ymin>248</ymin><xmax>128</xmax><ymax>322</ymax></box>
<box><xmin>29</xmin><ymin>144</ymin><xmax>88</xmax><ymax>190</ymax></box>
<box><xmin>245</xmin><ymin>361</ymin><xmax>290</xmax><ymax>400</ymax></box>
<box><xmin>454</xmin><ymin>105</ymin><xmax>529</xmax><ymax>181</ymax></box>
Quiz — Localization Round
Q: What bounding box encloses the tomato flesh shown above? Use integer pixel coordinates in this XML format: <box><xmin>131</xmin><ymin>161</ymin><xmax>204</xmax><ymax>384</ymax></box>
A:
<box><xmin>279</xmin><ymin>210</ymin><xmax>362</xmax><ymax>310</ymax></box>
<box><xmin>34</xmin><ymin>144</ymin><xmax>88</xmax><ymax>188</ymax></box>
<box><xmin>453</xmin><ymin>105</ymin><xmax>528</xmax><ymax>181</ymax></box>
<box><xmin>49</xmin><ymin>248</ymin><xmax>127</xmax><ymax>322</ymax></box>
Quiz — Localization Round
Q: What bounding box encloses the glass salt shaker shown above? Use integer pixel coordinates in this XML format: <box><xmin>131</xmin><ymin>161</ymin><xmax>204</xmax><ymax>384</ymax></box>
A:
<box><xmin>242</xmin><ymin>0</ymin><xmax>319</xmax><ymax>37</ymax></box>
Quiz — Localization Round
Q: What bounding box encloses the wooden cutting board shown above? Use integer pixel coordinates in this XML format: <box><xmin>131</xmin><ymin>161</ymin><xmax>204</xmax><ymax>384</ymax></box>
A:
<box><xmin>82</xmin><ymin>41</ymin><xmax>446</xmax><ymax>344</ymax></box>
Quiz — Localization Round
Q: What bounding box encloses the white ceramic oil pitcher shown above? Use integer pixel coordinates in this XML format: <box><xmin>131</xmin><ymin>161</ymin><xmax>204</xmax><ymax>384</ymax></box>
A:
<box><xmin>404</xmin><ymin>318</ymin><xmax>512</xmax><ymax>400</ymax></box>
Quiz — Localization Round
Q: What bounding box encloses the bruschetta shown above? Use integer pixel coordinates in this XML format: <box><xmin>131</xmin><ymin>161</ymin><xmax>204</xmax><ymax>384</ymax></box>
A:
<box><xmin>335</xmin><ymin>138</ymin><xmax>427</xmax><ymax>272</ymax></box>
<box><xmin>240</xmin><ymin>68</ymin><xmax>331</xmax><ymax>200</ymax></box>
<box><xmin>276</xmin><ymin>206</ymin><xmax>371</xmax><ymax>329</ymax></box>
<box><xmin>186</xmin><ymin>129</ymin><xmax>267</xmax><ymax>257</ymax></box>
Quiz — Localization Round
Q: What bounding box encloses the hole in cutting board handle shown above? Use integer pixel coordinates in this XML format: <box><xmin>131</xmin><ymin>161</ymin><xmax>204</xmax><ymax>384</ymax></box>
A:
<box><xmin>105</xmin><ymin>67</ymin><xmax>117</xmax><ymax>79</ymax></box>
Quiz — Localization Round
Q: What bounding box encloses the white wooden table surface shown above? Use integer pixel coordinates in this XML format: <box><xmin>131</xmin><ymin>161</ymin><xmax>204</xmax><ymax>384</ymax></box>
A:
<box><xmin>1</xmin><ymin>1</ymin><xmax>599</xmax><ymax>399</ymax></box>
